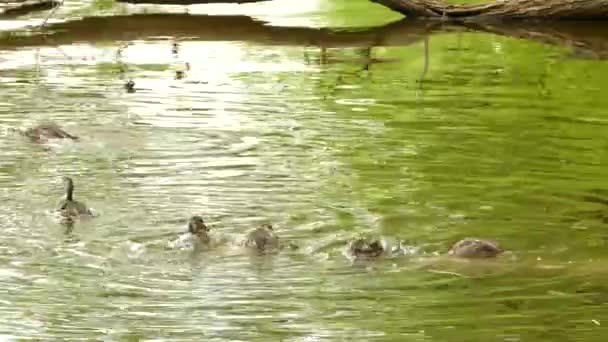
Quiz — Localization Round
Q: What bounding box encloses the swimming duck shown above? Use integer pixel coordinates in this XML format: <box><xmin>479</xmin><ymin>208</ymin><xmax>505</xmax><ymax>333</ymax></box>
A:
<box><xmin>188</xmin><ymin>215</ymin><xmax>211</xmax><ymax>244</ymax></box>
<box><xmin>448</xmin><ymin>238</ymin><xmax>503</xmax><ymax>258</ymax></box>
<box><xmin>346</xmin><ymin>236</ymin><xmax>417</xmax><ymax>261</ymax></box>
<box><xmin>348</xmin><ymin>237</ymin><xmax>385</xmax><ymax>259</ymax></box>
<box><xmin>57</xmin><ymin>176</ymin><xmax>92</xmax><ymax>217</ymax></box>
<box><xmin>124</xmin><ymin>80</ymin><xmax>135</xmax><ymax>93</ymax></box>
<box><xmin>21</xmin><ymin>123</ymin><xmax>79</xmax><ymax>143</ymax></box>
<box><xmin>244</xmin><ymin>223</ymin><xmax>280</xmax><ymax>252</ymax></box>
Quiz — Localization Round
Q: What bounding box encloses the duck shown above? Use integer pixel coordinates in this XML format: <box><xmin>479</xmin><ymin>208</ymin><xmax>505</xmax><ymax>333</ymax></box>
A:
<box><xmin>21</xmin><ymin>123</ymin><xmax>79</xmax><ymax>143</ymax></box>
<box><xmin>243</xmin><ymin>223</ymin><xmax>280</xmax><ymax>252</ymax></box>
<box><xmin>57</xmin><ymin>176</ymin><xmax>92</xmax><ymax>217</ymax></box>
<box><xmin>188</xmin><ymin>215</ymin><xmax>211</xmax><ymax>244</ymax></box>
<box><xmin>348</xmin><ymin>237</ymin><xmax>385</xmax><ymax>259</ymax></box>
<box><xmin>448</xmin><ymin>238</ymin><xmax>503</xmax><ymax>258</ymax></box>
<box><xmin>124</xmin><ymin>80</ymin><xmax>135</xmax><ymax>93</ymax></box>
<box><xmin>346</xmin><ymin>236</ymin><xmax>419</xmax><ymax>261</ymax></box>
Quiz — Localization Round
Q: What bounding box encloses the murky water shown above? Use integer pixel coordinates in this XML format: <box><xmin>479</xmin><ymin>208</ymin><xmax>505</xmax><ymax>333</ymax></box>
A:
<box><xmin>1</xmin><ymin>1</ymin><xmax>608</xmax><ymax>341</ymax></box>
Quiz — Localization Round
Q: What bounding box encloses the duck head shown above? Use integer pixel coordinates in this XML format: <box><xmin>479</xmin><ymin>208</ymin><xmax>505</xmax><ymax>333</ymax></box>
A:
<box><xmin>188</xmin><ymin>216</ymin><xmax>210</xmax><ymax>240</ymax></box>
<box><xmin>62</xmin><ymin>176</ymin><xmax>75</xmax><ymax>201</ymax></box>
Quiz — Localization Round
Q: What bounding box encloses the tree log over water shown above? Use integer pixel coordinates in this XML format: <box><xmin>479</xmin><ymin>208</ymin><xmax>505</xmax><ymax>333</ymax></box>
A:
<box><xmin>372</xmin><ymin>0</ymin><xmax>608</xmax><ymax>20</ymax></box>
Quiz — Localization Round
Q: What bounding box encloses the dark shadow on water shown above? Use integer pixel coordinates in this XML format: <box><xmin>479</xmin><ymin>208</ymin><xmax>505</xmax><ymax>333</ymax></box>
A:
<box><xmin>462</xmin><ymin>20</ymin><xmax>608</xmax><ymax>60</ymax></box>
<box><xmin>0</xmin><ymin>14</ymin><xmax>431</xmax><ymax>49</ymax></box>
<box><xmin>1</xmin><ymin>15</ymin><xmax>608</xmax><ymax>59</ymax></box>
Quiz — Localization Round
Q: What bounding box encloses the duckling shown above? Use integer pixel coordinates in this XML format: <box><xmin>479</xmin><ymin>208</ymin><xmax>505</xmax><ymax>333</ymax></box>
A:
<box><xmin>348</xmin><ymin>237</ymin><xmax>385</xmax><ymax>259</ymax></box>
<box><xmin>124</xmin><ymin>80</ymin><xmax>135</xmax><ymax>93</ymax></box>
<box><xmin>188</xmin><ymin>215</ymin><xmax>211</xmax><ymax>244</ymax></box>
<box><xmin>244</xmin><ymin>223</ymin><xmax>280</xmax><ymax>252</ymax></box>
<box><xmin>21</xmin><ymin>123</ymin><xmax>79</xmax><ymax>143</ymax></box>
<box><xmin>448</xmin><ymin>238</ymin><xmax>502</xmax><ymax>258</ymax></box>
<box><xmin>57</xmin><ymin>176</ymin><xmax>92</xmax><ymax>217</ymax></box>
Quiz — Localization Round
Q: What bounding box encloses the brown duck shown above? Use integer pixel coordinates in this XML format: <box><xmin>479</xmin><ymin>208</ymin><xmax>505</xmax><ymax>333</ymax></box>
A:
<box><xmin>188</xmin><ymin>215</ymin><xmax>211</xmax><ymax>244</ymax></box>
<box><xmin>348</xmin><ymin>237</ymin><xmax>385</xmax><ymax>259</ymax></box>
<box><xmin>243</xmin><ymin>224</ymin><xmax>280</xmax><ymax>252</ymax></box>
<box><xmin>448</xmin><ymin>238</ymin><xmax>503</xmax><ymax>258</ymax></box>
<box><xmin>57</xmin><ymin>176</ymin><xmax>92</xmax><ymax>217</ymax></box>
<box><xmin>21</xmin><ymin>123</ymin><xmax>79</xmax><ymax>143</ymax></box>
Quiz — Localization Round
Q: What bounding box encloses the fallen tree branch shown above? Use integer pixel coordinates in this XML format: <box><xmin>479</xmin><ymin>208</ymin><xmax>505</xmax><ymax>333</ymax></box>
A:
<box><xmin>371</xmin><ymin>0</ymin><xmax>608</xmax><ymax>20</ymax></box>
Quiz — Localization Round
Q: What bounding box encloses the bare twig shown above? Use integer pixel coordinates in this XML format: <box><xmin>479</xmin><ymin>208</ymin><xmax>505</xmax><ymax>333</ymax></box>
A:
<box><xmin>38</xmin><ymin>0</ymin><xmax>63</xmax><ymax>29</ymax></box>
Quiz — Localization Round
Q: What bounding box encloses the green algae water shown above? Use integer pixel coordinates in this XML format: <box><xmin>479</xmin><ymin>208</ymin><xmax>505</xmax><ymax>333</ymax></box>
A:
<box><xmin>0</xmin><ymin>0</ymin><xmax>608</xmax><ymax>340</ymax></box>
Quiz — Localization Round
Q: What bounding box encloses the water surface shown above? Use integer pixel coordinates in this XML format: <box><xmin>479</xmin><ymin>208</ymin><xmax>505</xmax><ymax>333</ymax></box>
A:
<box><xmin>1</xmin><ymin>1</ymin><xmax>608</xmax><ymax>341</ymax></box>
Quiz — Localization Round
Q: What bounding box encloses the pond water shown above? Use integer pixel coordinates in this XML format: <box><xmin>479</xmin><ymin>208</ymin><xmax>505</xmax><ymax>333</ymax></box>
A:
<box><xmin>1</xmin><ymin>0</ymin><xmax>608</xmax><ymax>340</ymax></box>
